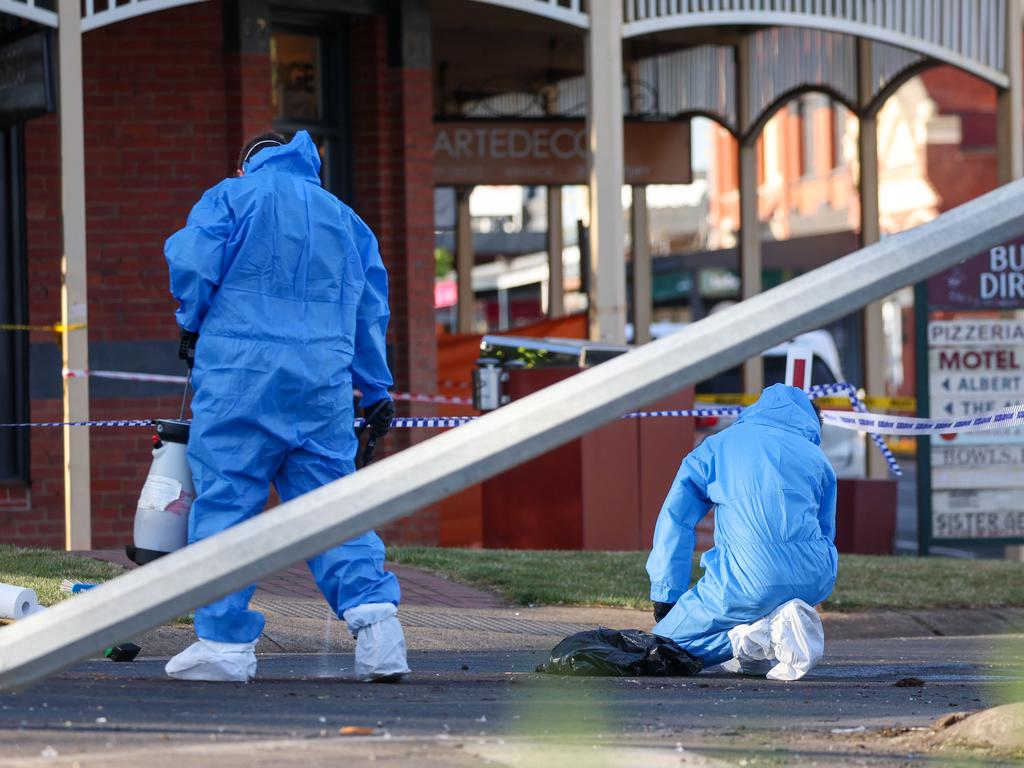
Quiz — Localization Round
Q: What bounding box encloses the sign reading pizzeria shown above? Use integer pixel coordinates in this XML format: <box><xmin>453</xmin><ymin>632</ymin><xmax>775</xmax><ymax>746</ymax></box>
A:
<box><xmin>433</xmin><ymin>120</ymin><xmax>692</xmax><ymax>187</ymax></box>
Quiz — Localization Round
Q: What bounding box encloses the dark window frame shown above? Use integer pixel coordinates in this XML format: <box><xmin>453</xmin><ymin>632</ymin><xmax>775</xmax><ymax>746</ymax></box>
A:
<box><xmin>0</xmin><ymin>124</ymin><xmax>29</xmax><ymax>483</ymax></box>
<box><xmin>269</xmin><ymin>15</ymin><xmax>354</xmax><ymax>202</ymax></box>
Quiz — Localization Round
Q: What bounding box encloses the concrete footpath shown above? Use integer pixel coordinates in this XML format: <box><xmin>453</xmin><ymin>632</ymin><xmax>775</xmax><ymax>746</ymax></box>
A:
<box><xmin>71</xmin><ymin>549</ymin><xmax>1024</xmax><ymax>657</ymax></box>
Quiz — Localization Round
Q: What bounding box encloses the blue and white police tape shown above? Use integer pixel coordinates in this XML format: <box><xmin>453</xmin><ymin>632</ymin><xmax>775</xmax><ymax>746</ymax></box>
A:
<box><xmin>808</xmin><ymin>382</ymin><xmax>902</xmax><ymax>476</ymax></box>
<box><xmin>0</xmin><ymin>384</ymin><xmax>909</xmax><ymax>475</ymax></box>
<box><xmin>0</xmin><ymin>408</ymin><xmax>746</xmax><ymax>430</ymax></box>
<box><xmin>0</xmin><ymin>419</ymin><xmax>157</xmax><ymax>428</ymax></box>
<box><xmin>821</xmin><ymin>403</ymin><xmax>1024</xmax><ymax>435</ymax></box>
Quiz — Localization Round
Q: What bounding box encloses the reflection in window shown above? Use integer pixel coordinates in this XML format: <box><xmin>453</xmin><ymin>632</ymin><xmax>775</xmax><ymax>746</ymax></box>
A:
<box><xmin>271</xmin><ymin>32</ymin><xmax>322</xmax><ymax>122</ymax></box>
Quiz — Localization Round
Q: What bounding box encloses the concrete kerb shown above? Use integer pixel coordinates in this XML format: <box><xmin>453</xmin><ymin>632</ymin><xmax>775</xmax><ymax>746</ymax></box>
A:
<box><xmin>95</xmin><ymin>600</ymin><xmax>1024</xmax><ymax>659</ymax></box>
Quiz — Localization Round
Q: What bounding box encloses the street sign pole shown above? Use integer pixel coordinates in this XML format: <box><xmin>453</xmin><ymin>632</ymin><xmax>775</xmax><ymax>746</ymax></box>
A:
<box><xmin>914</xmin><ymin>280</ymin><xmax>932</xmax><ymax>556</ymax></box>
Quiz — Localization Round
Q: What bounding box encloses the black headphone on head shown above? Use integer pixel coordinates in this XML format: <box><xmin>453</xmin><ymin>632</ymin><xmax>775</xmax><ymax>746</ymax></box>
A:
<box><xmin>242</xmin><ymin>139</ymin><xmax>284</xmax><ymax>167</ymax></box>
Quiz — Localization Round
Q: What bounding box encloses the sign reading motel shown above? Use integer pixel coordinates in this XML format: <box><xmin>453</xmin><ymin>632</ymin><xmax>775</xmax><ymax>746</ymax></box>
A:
<box><xmin>433</xmin><ymin>120</ymin><xmax>692</xmax><ymax>186</ymax></box>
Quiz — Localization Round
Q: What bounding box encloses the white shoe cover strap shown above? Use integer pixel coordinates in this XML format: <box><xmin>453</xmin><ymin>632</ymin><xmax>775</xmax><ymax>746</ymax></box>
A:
<box><xmin>198</xmin><ymin>639</ymin><xmax>258</xmax><ymax>654</ymax></box>
<box><xmin>343</xmin><ymin>602</ymin><xmax>398</xmax><ymax>635</ymax></box>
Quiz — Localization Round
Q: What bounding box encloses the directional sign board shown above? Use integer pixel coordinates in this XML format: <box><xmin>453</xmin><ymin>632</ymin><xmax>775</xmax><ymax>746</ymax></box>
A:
<box><xmin>932</xmin><ymin>490</ymin><xmax>1024</xmax><ymax>539</ymax></box>
<box><xmin>924</xmin><ymin>312</ymin><xmax>1024</xmax><ymax>543</ymax></box>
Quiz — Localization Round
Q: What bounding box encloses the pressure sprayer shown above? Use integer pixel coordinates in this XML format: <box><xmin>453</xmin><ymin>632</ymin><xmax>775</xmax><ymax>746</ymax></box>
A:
<box><xmin>125</xmin><ymin>342</ymin><xmax>197</xmax><ymax>566</ymax></box>
<box><xmin>124</xmin><ymin>418</ymin><xmax>194</xmax><ymax>565</ymax></box>
<box><xmin>124</xmin><ymin>353</ymin><xmax>197</xmax><ymax>569</ymax></box>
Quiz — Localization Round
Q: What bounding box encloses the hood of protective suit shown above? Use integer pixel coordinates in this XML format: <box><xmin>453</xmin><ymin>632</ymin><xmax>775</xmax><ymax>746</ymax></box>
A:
<box><xmin>243</xmin><ymin>130</ymin><xmax>322</xmax><ymax>181</ymax></box>
<box><xmin>734</xmin><ymin>383</ymin><xmax>821</xmax><ymax>445</ymax></box>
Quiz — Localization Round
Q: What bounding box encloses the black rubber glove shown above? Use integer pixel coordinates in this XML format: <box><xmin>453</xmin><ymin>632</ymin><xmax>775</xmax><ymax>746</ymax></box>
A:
<box><xmin>362</xmin><ymin>398</ymin><xmax>395</xmax><ymax>438</ymax></box>
<box><xmin>653</xmin><ymin>601</ymin><xmax>674</xmax><ymax>623</ymax></box>
<box><xmin>357</xmin><ymin>398</ymin><xmax>395</xmax><ymax>467</ymax></box>
<box><xmin>178</xmin><ymin>329</ymin><xmax>199</xmax><ymax>369</ymax></box>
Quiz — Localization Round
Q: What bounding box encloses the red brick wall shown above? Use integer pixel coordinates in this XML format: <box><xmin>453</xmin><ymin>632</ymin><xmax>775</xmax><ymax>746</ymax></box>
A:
<box><xmin>919</xmin><ymin>66</ymin><xmax>1000</xmax><ymax>213</ymax></box>
<box><xmin>350</xmin><ymin>16</ymin><xmax>439</xmax><ymax>545</ymax></box>
<box><xmin>9</xmin><ymin>4</ymin><xmax>440</xmax><ymax>549</ymax></box>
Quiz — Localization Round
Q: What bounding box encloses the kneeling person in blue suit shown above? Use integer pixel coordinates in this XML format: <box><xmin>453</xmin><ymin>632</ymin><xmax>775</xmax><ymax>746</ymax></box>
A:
<box><xmin>647</xmin><ymin>384</ymin><xmax>837</xmax><ymax>678</ymax></box>
<box><xmin>163</xmin><ymin>131</ymin><xmax>409</xmax><ymax>683</ymax></box>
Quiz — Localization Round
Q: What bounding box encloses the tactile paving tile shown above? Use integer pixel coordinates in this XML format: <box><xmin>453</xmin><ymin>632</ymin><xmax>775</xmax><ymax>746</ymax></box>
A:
<box><xmin>252</xmin><ymin>597</ymin><xmax>588</xmax><ymax>636</ymax></box>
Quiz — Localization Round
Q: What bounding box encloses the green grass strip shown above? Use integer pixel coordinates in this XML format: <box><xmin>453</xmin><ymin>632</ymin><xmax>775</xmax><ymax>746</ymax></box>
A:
<box><xmin>388</xmin><ymin>547</ymin><xmax>1024</xmax><ymax>612</ymax></box>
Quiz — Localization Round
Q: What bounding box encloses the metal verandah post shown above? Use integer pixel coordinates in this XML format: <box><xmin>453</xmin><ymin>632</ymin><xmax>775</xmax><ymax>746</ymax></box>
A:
<box><xmin>737</xmin><ymin>34</ymin><xmax>763</xmax><ymax>395</ymax></box>
<box><xmin>857</xmin><ymin>38</ymin><xmax>888</xmax><ymax>480</ymax></box>
<box><xmin>58</xmin><ymin>0</ymin><xmax>92</xmax><ymax>550</ymax></box>
<box><xmin>586</xmin><ymin>0</ymin><xmax>626</xmax><ymax>343</ymax></box>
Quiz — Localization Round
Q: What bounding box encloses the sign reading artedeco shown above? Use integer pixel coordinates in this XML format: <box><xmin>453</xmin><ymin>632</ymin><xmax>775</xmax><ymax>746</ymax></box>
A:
<box><xmin>433</xmin><ymin>120</ymin><xmax>692</xmax><ymax>186</ymax></box>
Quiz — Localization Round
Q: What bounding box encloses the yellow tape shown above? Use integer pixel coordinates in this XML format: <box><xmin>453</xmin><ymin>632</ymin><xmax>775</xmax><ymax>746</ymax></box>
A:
<box><xmin>694</xmin><ymin>394</ymin><xmax>758</xmax><ymax>406</ymax></box>
<box><xmin>0</xmin><ymin>322</ymin><xmax>87</xmax><ymax>333</ymax></box>
<box><xmin>864</xmin><ymin>395</ymin><xmax>917</xmax><ymax>410</ymax></box>
<box><xmin>695</xmin><ymin>392</ymin><xmax>917</xmax><ymax>411</ymax></box>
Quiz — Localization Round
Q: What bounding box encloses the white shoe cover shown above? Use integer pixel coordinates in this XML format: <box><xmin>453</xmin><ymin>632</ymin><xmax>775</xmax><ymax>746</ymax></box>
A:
<box><xmin>165</xmin><ymin>639</ymin><xmax>257</xmax><ymax>682</ymax></box>
<box><xmin>725</xmin><ymin>599</ymin><xmax>824</xmax><ymax>681</ymax></box>
<box><xmin>343</xmin><ymin>603</ymin><xmax>411</xmax><ymax>682</ymax></box>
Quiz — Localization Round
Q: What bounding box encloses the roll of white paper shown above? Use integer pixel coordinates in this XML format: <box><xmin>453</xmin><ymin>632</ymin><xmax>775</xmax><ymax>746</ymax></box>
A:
<box><xmin>0</xmin><ymin>583</ymin><xmax>42</xmax><ymax>620</ymax></box>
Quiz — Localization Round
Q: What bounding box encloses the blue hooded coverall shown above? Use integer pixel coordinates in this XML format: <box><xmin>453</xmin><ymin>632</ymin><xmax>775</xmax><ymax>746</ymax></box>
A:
<box><xmin>647</xmin><ymin>384</ymin><xmax>837</xmax><ymax>666</ymax></box>
<box><xmin>165</xmin><ymin>131</ymin><xmax>400</xmax><ymax>644</ymax></box>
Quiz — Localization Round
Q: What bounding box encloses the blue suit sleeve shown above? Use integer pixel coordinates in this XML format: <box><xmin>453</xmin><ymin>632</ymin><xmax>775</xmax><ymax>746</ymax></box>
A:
<box><xmin>646</xmin><ymin>440</ymin><xmax>714</xmax><ymax>603</ymax></box>
<box><xmin>165</xmin><ymin>184</ymin><xmax>234</xmax><ymax>332</ymax></box>
<box><xmin>817</xmin><ymin>465</ymin><xmax>838</xmax><ymax>542</ymax></box>
<box><xmin>350</xmin><ymin>221</ymin><xmax>393</xmax><ymax>406</ymax></box>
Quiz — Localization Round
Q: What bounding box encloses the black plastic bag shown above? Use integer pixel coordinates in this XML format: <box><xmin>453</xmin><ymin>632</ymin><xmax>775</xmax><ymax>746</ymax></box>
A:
<box><xmin>536</xmin><ymin>627</ymin><xmax>703</xmax><ymax>677</ymax></box>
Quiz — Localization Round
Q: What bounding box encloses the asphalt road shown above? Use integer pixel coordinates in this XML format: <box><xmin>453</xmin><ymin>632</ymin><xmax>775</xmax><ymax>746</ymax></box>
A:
<box><xmin>1</xmin><ymin>634</ymin><xmax>1021</xmax><ymax>766</ymax></box>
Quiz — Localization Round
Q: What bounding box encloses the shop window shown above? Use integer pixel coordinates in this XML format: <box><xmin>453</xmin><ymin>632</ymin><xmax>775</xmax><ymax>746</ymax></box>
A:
<box><xmin>272</xmin><ymin>32</ymin><xmax>323</xmax><ymax>122</ymax></box>
<box><xmin>270</xmin><ymin>23</ymin><xmax>352</xmax><ymax>200</ymax></box>
<box><xmin>0</xmin><ymin>125</ymin><xmax>28</xmax><ymax>482</ymax></box>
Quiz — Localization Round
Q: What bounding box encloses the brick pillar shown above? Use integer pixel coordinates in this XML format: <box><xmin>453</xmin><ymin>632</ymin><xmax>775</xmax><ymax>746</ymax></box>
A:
<box><xmin>223</xmin><ymin>0</ymin><xmax>274</xmax><ymax>173</ymax></box>
<box><xmin>350</xmin><ymin>13</ymin><xmax>438</xmax><ymax>544</ymax></box>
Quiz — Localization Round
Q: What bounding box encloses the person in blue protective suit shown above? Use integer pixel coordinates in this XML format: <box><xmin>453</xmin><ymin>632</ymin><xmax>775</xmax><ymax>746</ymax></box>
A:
<box><xmin>162</xmin><ymin>131</ymin><xmax>409</xmax><ymax>683</ymax></box>
<box><xmin>646</xmin><ymin>383</ymin><xmax>837</xmax><ymax>670</ymax></box>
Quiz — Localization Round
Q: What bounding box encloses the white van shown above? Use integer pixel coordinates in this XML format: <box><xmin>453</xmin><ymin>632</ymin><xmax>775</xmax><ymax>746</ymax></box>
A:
<box><xmin>691</xmin><ymin>330</ymin><xmax>867</xmax><ymax>478</ymax></box>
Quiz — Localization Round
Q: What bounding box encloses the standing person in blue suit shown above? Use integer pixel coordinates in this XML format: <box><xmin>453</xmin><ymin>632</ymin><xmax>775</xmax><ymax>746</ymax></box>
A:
<box><xmin>647</xmin><ymin>384</ymin><xmax>837</xmax><ymax>672</ymax></box>
<box><xmin>163</xmin><ymin>130</ymin><xmax>409</xmax><ymax>683</ymax></box>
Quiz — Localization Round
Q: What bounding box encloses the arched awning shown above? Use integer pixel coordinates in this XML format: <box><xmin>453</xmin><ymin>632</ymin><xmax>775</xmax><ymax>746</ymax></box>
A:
<box><xmin>622</xmin><ymin>0</ymin><xmax>1009</xmax><ymax>89</ymax></box>
<box><xmin>0</xmin><ymin>0</ymin><xmax>208</xmax><ymax>32</ymax></box>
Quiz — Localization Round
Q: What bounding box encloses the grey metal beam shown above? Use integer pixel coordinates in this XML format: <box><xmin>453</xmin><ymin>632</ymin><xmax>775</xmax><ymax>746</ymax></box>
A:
<box><xmin>2</xmin><ymin>178</ymin><xmax>1024</xmax><ymax>691</ymax></box>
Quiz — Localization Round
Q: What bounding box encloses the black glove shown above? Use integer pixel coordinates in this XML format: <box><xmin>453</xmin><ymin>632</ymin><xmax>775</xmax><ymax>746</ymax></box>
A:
<box><xmin>362</xmin><ymin>398</ymin><xmax>395</xmax><ymax>439</ymax></box>
<box><xmin>178</xmin><ymin>329</ymin><xmax>199</xmax><ymax>369</ymax></box>
<box><xmin>357</xmin><ymin>398</ymin><xmax>394</xmax><ymax>468</ymax></box>
<box><xmin>653</xmin><ymin>601</ymin><xmax>674</xmax><ymax>623</ymax></box>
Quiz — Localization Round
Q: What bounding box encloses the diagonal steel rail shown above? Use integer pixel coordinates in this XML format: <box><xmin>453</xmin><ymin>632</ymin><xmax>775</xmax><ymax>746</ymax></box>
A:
<box><xmin>2</xmin><ymin>180</ymin><xmax>1023</xmax><ymax>691</ymax></box>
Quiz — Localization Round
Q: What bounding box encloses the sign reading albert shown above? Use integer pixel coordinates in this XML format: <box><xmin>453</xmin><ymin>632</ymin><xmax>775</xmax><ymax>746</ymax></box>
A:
<box><xmin>433</xmin><ymin>120</ymin><xmax>692</xmax><ymax>186</ymax></box>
